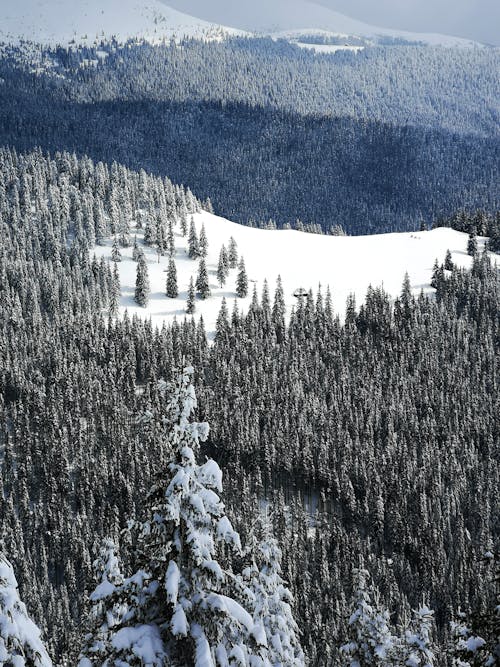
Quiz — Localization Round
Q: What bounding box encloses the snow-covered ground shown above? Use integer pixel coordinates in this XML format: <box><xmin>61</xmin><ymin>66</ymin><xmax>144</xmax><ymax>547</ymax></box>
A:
<box><xmin>0</xmin><ymin>0</ymin><xmax>245</xmax><ymax>47</ymax></box>
<box><xmin>162</xmin><ymin>0</ymin><xmax>482</xmax><ymax>47</ymax></box>
<box><xmin>0</xmin><ymin>0</ymin><xmax>481</xmax><ymax>48</ymax></box>
<box><xmin>92</xmin><ymin>211</ymin><xmax>493</xmax><ymax>338</ymax></box>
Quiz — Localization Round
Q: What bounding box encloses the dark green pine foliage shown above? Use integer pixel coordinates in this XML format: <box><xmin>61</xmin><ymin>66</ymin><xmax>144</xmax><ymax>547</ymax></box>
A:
<box><xmin>186</xmin><ymin>276</ymin><xmax>196</xmax><ymax>313</ymax></box>
<box><xmin>135</xmin><ymin>254</ymin><xmax>150</xmax><ymax>307</ymax></box>
<box><xmin>236</xmin><ymin>256</ymin><xmax>248</xmax><ymax>298</ymax></box>
<box><xmin>165</xmin><ymin>257</ymin><xmax>178</xmax><ymax>298</ymax></box>
<box><xmin>195</xmin><ymin>257</ymin><xmax>211</xmax><ymax>299</ymax></box>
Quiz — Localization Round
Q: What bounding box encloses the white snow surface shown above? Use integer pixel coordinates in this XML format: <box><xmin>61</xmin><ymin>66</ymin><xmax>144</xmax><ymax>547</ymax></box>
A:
<box><xmin>162</xmin><ymin>0</ymin><xmax>482</xmax><ymax>47</ymax></box>
<box><xmin>92</xmin><ymin>211</ymin><xmax>493</xmax><ymax>339</ymax></box>
<box><xmin>0</xmin><ymin>0</ymin><xmax>245</xmax><ymax>47</ymax></box>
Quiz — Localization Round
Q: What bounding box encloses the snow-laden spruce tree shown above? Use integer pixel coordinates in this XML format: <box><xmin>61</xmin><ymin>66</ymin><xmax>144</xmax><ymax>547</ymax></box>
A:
<box><xmin>0</xmin><ymin>554</ymin><xmax>53</xmax><ymax>667</ymax></box>
<box><xmin>242</xmin><ymin>521</ymin><xmax>305</xmax><ymax>667</ymax></box>
<box><xmin>401</xmin><ymin>606</ymin><xmax>436</xmax><ymax>667</ymax></box>
<box><xmin>341</xmin><ymin>565</ymin><xmax>398</xmax><ymax>666</ymax></box>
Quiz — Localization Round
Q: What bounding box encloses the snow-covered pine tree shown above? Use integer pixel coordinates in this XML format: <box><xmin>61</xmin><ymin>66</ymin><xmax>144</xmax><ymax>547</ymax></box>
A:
<box><xmin>111</xmin><ymin>236</ymin><xmax>121</xmax><ymax>263</ymax></box>
<box><xmin>341</xmin><ymin>565</ymin><xmax>398</xmax><ymax>666</ymax></box>
<box><xmin>135</xmin><ymin>254</ymin><xmax>150</xmax><ymax>307</ymax></box>
<box><xmin>167</xmin><ymin>219</ymin><xmax>176</xmax><ymax>257</ymax></box>
<box><xmin>217</xmin><ymin>245</ymin><xmax>229</xmax><ymax>288</ymax></box>
<box><xmin>199</xmin><ymin>223</ymin><xmax>209</xmax><ymax>258</ymax></box>
<box><xmin>444</xmin><ymin>250</ymin><xmax>454</xmax><ymax>271</ymax></box>
<box><xmin>78</xmin><ymin>539</ymin><xmax>128</xmax><ymax>666</ymax></box>
<box><xmin>132</xmin><ymin>236</ymin><xmax>141</xmax><ymax>262</ymax></box>
<box><xmin>242</xmin><ymin>524</ymin><xmax>305</xmax><ymax>667</ymax></box>
<box><xmin>129</xmin><ymin>367</ymin><xmax>261</xmax><ymax>665</ymax></box>
<box><xmin>166</xmin><ymin>257</ymin><xmax>178</xmax><ymax>298</ymax></box>
<box><xmin>196</xmin><ymin>258</ymin><xmax>211</xmax><ymax>299</ymax></box>
<box><xmin>228</xmin><ymin>237</ymin><xmax>238</xmax><ymax>269</ymax></box>
<box><xmin>236</xmin><ymin>257</ymin><xmax>248</xmax><ymax>298</ymax></box>
<box><xmin>401</xmin><ymin>606</ymin><xmax>436</xmax><ymax>667</ymax></box>
<box><xmin>467</xmin><ymin>232</ymin><xmax>478</xmax><ymax>257</ymax></box>
<box><xmin>109</xmin><ymin>262</ymin><xmax>121</xmax><ymax>318</ymax></box>
<box><xmin>187</xmin><ymin>276</ymin><xmax>196</xmax><ymax>314</ymax></box>
<box><xmin>0</xmin><ymin>554</ymin><xmax>53</xmax><ymax>666</ymax></box>
<box><xmin>188</xmin><ymin>217</ymin><xmax>200</xmax><ymax>259</ymax></box>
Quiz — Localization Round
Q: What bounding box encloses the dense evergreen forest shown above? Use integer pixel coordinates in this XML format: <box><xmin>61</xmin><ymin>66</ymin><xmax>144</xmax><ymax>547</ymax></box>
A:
<box><xmin>0</xmin><ymin>39</ymin><xmax>498</xmax><ymax>234</ymax></box>
<box><xmin>0</xmin><ymin>149</ymin><xmax>498</xmax><ymax>664</ymax></box>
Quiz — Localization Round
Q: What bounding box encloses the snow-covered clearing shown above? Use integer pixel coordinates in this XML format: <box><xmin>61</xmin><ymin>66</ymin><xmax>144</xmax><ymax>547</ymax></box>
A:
<box><xmin>294</xmin><ymin>42</ymin><xmax>364</xmax><ymax>54</ymax></box>
<box><xmin>92</xmin><ymin>211</ymin><xmax>492</xmax><ymax>338</ymax></box>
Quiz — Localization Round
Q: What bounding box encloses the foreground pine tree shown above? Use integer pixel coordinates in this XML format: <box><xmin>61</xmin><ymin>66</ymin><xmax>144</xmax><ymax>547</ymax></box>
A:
<box><xmin>166</xmin><ymin>257</ymin><xmax>178</xmax><ymax>298</ymax></box>
<box><xmin>341</xmin><ymin>566</ymin><xmax>398</xmax><ymax>666</ymax></box>
<box><xmin>0</xmin><ymin>555</ymin><xmax>53</xmax><ymax>666</ymax></box>
<box><xmin>78</xmin><ymin>368</ymin><xmax>303</xmax><ymax>665</ymax></box>
<box><xmin>243</xmin><ymin>526</ymin><xmax>305</xmax><ymax>667</ymax></box>
<box><xmin>135</xmin><ymin>254</ymin><xmax>150</xmax><ymax>307</ymax></box>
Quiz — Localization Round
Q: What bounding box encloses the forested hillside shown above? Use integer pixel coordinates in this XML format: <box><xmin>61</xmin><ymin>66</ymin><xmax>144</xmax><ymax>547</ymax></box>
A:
<box><xmin>0</xmin><ymin>39</ymin><xmax>498</xmax><ymax>233</ymax></box>
<box><xmin>0</xmin><ymin>149</ymin><xmax>498</xmax><ymax>664</ymax></box>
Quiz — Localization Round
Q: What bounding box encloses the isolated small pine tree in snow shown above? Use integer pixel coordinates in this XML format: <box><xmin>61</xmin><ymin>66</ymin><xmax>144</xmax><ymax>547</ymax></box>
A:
<box><xmin>111</xmin><ymin>236</ymin><xmax>121</xmax><ymax>263</ymax></box>
<box><xmin>186</xmin><ymin>276</ymin><xmax>196</xmax><ymax>314</ymax></box>
<box><xmin>135</xmin><ymin>254</ymin><xmax>150</xmax><ymax>307</ymax></box>
<box><xmin>217</xmin><ymin>245</ymin><xmax>229</xmax><ymax>287</ymax></box>
<box><xmin>166</xmin><ymin>257</ymin><xmax>178</xmax><ymax>298</ymax></box>
<box><xmin>196</xmin><ymin>257</ymin><xmax>211</xmax><ymax>299</ymax></box>
<box><xmin>467</xmin><ymin>233</ymin><xmax>478</xmax><ymax>257</ymax></box>
<box><xmin>132</xmin><ymin>236</ymin><xmax>141</xmax><ymax>262</ymax></box>
<box><xmin>188</xmin><ymin>217</ymin><xmax>200</xmax><ymax>259</ymax></box>
<box><xmin>228</xmin><ymin>236</ymin><xmax>238</xmax><ymax>269</ymax></box>
<box><xmin>0</xmin><ymin>554</ymin><xmax>53</xmax><ymax>666</ymax></box>
<box><xmin>179</xmin><ymin>211</ymin><xmax>188</xmax><ymax>237</ymax></box>
<box><xmin>199</xmin><ymin>223</ymin><xmax>209</xmax><ymax>258</ymax></box>
<box><xmin>236</xmin><ymin>257</ymin><xmax>248</xmax><ymax>298</ymax></box>
<box><xmin>341</xmin><ymin>566</ymin><xmax>398</xmax><ymax>666</ymax></box>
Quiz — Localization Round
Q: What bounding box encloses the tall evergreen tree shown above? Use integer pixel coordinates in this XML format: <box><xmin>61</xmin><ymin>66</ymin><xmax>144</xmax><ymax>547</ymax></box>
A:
<box><xmin>111</xmin><ymin>236</ymin><xmax>121</xmax><ymax>263</ymax></box>
<box><xmin>0</xmin><ymin>555</ymin><xmax>53</xmax><ymax>666</ymax></box>
<box><xmin>217</xmin><ymin>245</ymin><xmax>229</xmax><ymax>288</ymax></box>
<box><xmin>165</xmin><ymin>257</ymin><xmax>178</xmax><ymax>298</ymax></box>
<box><xmin>186</xmin><ymin>276</ymin><xmax>196</xmax><ymax>314</ymax></box>
<box><xmin>135</xmin><ymin>254</ymin><xmax>150</xmax><ymax>307</ymax></box>
<box><xmin>199</xmin><ymin>223</ymin><xmax>209</xmax><ymax>258</ymax></box>
<box><xmin>228</xmin><ymin>237</ymin><xmax>238</xmax><ymax>269</ymax></box>
<box><xmin>236</xmin><ymin>257</ymin><xmax>248</xmax><ymax>298</ymax></box>
<box><xmin>196</xmin><ymin>258</ymin><xmax>211</xmax><ymax>299</ymax></box>
<box><xmin>467</xmin><ymin>232</ymin><xmax>478</xmax><ymax>256</ymax></box>
<box><xmin>188</xmin><ymin>218</ymin><xmax>200</xmax><ymax>259</ymax></box>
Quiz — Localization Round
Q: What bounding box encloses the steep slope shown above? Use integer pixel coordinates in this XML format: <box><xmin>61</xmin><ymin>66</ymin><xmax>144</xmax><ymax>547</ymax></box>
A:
<box><xmin>0</xmin><ymin>0</ymin><xmax>245</xmax><ymax>46</ymax></box>
<box><xmin>162</xmin><ymin>0</ymin><xmax>481</xmax><ymax>47</ymax></box>
<box><xmin>93</xmin><ymin>211</ymin><xmax>490</xmax><ymax>337</ymax></box>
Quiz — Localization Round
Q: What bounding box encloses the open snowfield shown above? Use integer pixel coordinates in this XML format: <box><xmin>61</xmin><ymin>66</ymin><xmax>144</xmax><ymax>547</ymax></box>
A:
<box><xmin>0</xmin><ymin>0</ymin><xmax>480</xmax><ymax>48</ymax></box>
<box><xmin>0</xmin><ymin>0</ymin><xmax>245</xmax><ymax>46</ymax></box>
<box><xmin>162</xmin><ymin>0</ymin><xmax>481</xmax><ymax>47</ymax></box>
<box><xmin>92</xmin><ymin>211</ymin><xmax>493</xmax><ymax>338</ymax></box>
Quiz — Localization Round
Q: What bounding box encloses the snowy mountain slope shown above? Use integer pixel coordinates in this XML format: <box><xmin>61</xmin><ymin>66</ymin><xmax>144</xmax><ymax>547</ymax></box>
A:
<box><xmin>92</xmin><ymin>211</ymin><xmax>493</xmax><ymax>338</ymax></box>
<box><xmin>0</xmin><ymin>0</ymin><xmax>245</xmax><ymax>46</ymax></box>
<box><xmin>161</xmin><ymin>0</ymin><xmax>481</xmax><ymax>47</ymax></box>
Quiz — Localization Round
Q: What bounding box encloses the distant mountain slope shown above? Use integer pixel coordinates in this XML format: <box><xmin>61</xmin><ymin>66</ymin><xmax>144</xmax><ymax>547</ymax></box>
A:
<box><xmin>161</xmin><ymin>0</ymin><xmax>481</xmax><ymax>47</ymax></box>
<box><xmin>0</xmin><ymin>0</ymin><xmax>245</xmax><ymax>46</ymax></box>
